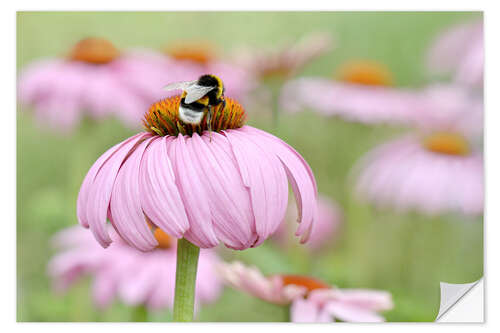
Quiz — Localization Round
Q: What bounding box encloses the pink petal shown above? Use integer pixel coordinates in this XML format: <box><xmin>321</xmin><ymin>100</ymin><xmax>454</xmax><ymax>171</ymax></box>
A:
<box><xmin>118</xmin><ymin>256</ymin><xmax>159</xmax><ymax>306</ymax></box>
<box><xmin>168</xmin><ymin>135</ymin><xmax>219</xmax><ymax>248</ymax></box>
<box><xmin>224</xmin><ymin>129</ymin><xmax>288</xmax><ymax>242</ymax></box>
<box><xmin>146</xmin><ymin>252</ymin><xmax>176</xmax><ymax>310</ymax></box>
<box><xmin>195</xmin><ymin>250</ymin><xmax>223</xmax><ymax>303</ymax></box>
<box><xmin>332</xmin><ymin>289</ymin><xmax>394</xmax><ymax>311</ymax></box>
<box><xmin>92</xmin><ymin>270</ymin><xmax>117</xmax><ymax>309</ymax></box>
<box><xmin>139</xmin><ymin>136</ymin><xmax>189</xmax><ymax>238</ymax></box>
<box><xmin>110</xmin><ymin>138</ymin><xmax>158</xmax><ymax>251</ymax></box>
<box><xmin>84</xmin><ymin>133</ymin><xmax>149</xmax><ymax>247</ymax></box>
<box><xmin>325</xmin><ymin>301</ymin><xmax>385</xmax><ymax>322</ymax></box>
<box><xmin>186</xmin><ymin>133</ymin><xmax>256</xmax><ymax>249</ymax></box>
<box><xmin>290</xmin><ymin>298</ymin><xmax>327</xmax><ymax>323</ymax></box>
<box><xmin>242</xmin><ymin>126</ymin><xmax>318</xmax><ymax>242</ymax></box>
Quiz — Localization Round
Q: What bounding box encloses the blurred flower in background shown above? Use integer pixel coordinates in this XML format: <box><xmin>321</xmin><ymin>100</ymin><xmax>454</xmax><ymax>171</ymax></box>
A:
<box><xmin>272</xmin><ymin>194</ymin><xmax>342</xmax><ymax>251</ymax></box>
<box><xmin>128</xmin><ymin>41</ymin><xmax>257</xmax><ymax>105</ymax></box>
<box><xmin>411</xmin><ymin>83</ymin><xmax>483</xmax><ymax>140</ymax></box>
<box><xmin>17</xmin><ymin>37</ymin><xmax>170</xmax><ymax>132</ymax></box>
<box><xmin>353</xmin><ymin>133</ymin><xmax>483</xmax><ymax>216</ymax></box>
<box><xmin>353</xmin><ymin>85</ymin><xmax>483</xmax><ymax>216</ymax></box>
<box><xmin>426</xmin><ymin>19</ymin><xmax>483</xmax><ymax>88</ymax></box>
<box><xmin>233</xmin><ymin>33</ymin><xmax>333</xmax><ymax>81</ymax></box>
<box><xmin>77</xmin><ymin>96</ymin><xmax>318</xmax><ymax>251</ymax></box>
<box><xmin>218</xmin><ymin>261</ymin><xmax>393</xmax><ymax>322</ymax></box>
<box><xmin>233</xmin><ymin>33</ymin><xmax>333</xmax><ymax>122</ymax></box>
<box><xmin>48</xmin><ymin>226</ymin><xmax>222</xmax><ymax>312</ymax></box>
<box><xmin>279</xmin><ymin>60</ymin><xmax>425</xmax><ymax>125</ymax></box>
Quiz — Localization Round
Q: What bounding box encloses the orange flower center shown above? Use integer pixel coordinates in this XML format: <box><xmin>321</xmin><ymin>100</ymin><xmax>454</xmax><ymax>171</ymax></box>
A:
<box><xmin>423</xmin><ymin>132</ymin><xmax>470</xmax><ymax>156</ymax></box>
<box><xmin>143</xmin><ymin>95</ymin><xmax>247</xmax><ymax>137</ymax></box>
<box><xmin>279</xmin><ymin>275</ymin><xmax>330</xmax><ymax>292</ymax></box>
<box><xmin>68</xmin><ymin>38</ymin><xmax>120</xmax><ymax>64</ymax></box>
<box><xmin>153</xmin><ymin>228</ymin><xmax>172</xmax><ymax>249</ymax></box>
<box><xmin>165</xmin><ymin>42</ymin><xmax>216</xmax><ymax>65</ymax></box>
<box><xmin>336</xmin><ymin>60</ymin><xmax>392</xmax><ymax>86</ymax></box>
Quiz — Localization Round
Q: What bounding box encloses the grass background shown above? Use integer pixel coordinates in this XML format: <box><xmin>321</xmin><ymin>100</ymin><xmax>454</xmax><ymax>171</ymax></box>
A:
<box><xmin>17</xmin><ymin>11</ymin><xmax>483</xmax><ymax>322</ymax></box>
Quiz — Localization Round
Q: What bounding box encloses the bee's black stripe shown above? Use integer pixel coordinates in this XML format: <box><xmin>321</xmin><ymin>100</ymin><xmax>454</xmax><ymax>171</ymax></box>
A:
<box><xmin>180</xmin><ymin>99</ymin><xmax>206</xmax><ymax>112</ymax></box>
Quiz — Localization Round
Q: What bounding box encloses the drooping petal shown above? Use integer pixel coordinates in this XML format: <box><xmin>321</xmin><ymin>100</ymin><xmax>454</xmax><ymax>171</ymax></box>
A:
<box><xmin>139</xmin><ymin>136</ymin><xmax>189</xmax><ymax>238</ymax></box>
<box><xmin>118</xmin><ymin>257</ymin><xmax>159</xmax><ymax>306</ymax></box>
<box><xmin>224</xmin><ymin>129</ymin><xmax>288</xmax><ymax>242</ymax></box>
<box><xmin>196</xmin><ymin>250</ymin><xmax>224</xmax><ymax>303</ymax></box>
<box><xmin>168</xmin><ymin>135</ymin><xmax>218</xmax><ymax>248</ymax></box>
<box><xmin>92</xmin><ymin>270</ymin><xmax>118</xmax><ymax>309</ymax></box>
<box><xmin>110</xmin><ymin>138</ymin><xmax>158</xmax><ymax>251</ymax></box>
<box><xmin>146</xmin><ymin>256</ymin><xmax>176</xmax><ymax>310</ymax></box>
<box><xmin>331</xmin><ymin>289</ymin><xmax>394</xmax><ymax>311</ymax></box>
<box><xmin>77</xmin><ymin>135</ymin><xmax>140</xmax><ymax>229</ymax></box>
<box><xmin>186</xmin><ymin>132</ymin><xmax>256</xmax><ymax>249</ymax></box>
<box><xmin>84</xmin><ymin>133</ymin><xmax>150</xmax><ymax>248</ymax></box>
<box><xmin>290</xmin><ymin>298</ymin><xmax>330</xmax><ymax>323</ymax></box>
<box><xmin>242</xmin><ymin>126</ymin><xmax>318</xmax><ymax>242</ymax></box>
<box><xmin>324</xmin><ymin>301</ymin><xmax>385</xmax><ymax>322</ymax></box>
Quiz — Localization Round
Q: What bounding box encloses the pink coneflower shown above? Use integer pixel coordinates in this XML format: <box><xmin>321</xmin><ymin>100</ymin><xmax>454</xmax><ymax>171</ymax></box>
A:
<box><xmin>353</xmin><ymin>132</ymin><xmax>483</xmax><ymax>216</ymax></box>
<box><xmin>233</xmin><ymin>33</ymin><xmax>332</xmax><ymax>123</ymax></box>
<box><xmin>48</xmin><ymin>226</ymin><xmax>222</xmax><ymax>311</ymax></box>
<box><xmin>218</xmin><ymin>261</ymin><xmax>393</xmax><ymax>322</ymax></box>
<box><xmin>77</xmin><ymin>95</ymin><xmax>318</xmax><ymax>251</ymax></box>
<box><xmin>412</xmin><ymin>83</ymin><xmax>483</xmax><ymax>139</ymax></box>
<box><xmin>272</xmin><ymin>195</ymin><xmax>342</xmax><ymax>251</ymax></box>
<box><xmin>233</xmin><ymin>33</ymin><xmax>333</xmax><ymax>80</ymax></box>
<box><xmin>427</xmin><ymin>19</ymin><xmax>483</xmax><ymax>87</ymax></box>
<box><xmin>18</xmin><ymin>38</ymin><xmax>169</xmax><ymax>132</ymax></box>
<box><xmin>128</xmin><ymin>41</ymin><xmax>256</xmax><ymax>105</ymax></box>
<box><xmin>280</xmin><ymin>60</ymin><xmax>425</xmax><ymax>125</ymax></box>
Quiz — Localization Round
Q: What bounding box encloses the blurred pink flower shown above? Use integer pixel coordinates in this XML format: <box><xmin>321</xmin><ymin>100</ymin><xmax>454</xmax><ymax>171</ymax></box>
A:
<box><xmin>352</xmin><ymin>82</ymin><xmax>483</xmax><ymax>216</ymax></box>
<box><xmin>127</xmin><ymin>42</ymin><xmax>257</xmax><ymax>105</ymax></box>
<box><xmin>232</xmin><ymin>33</ymin><xmax>333</xmax><ymax>80</ymax></box>
<box><xmin>48</xmin><ymin>226</ymin><xmax>222</xmax><ymax>311</ymax></box>
<box><xmin>279</xmin><ymin>59</ymin><xmax>424</xmax><ymax>125</ymax></box>
<box><xmin>273</xmin><ymin>194</ymin><xmax>342</xmax><ymax>251</ymax></box>
<box><xmin>218</xmin><ymin>261</ymin><xmax>393</xmax><ymax>322</ymax></box>
<box><xmin>281</xmin><ymin>74</ymin><xmax>483</xmax><ymax>128</ymax></box>
<box><xmin>427</xmin><ymin>20</ymin><xmax>483</xmax><ymax>87</ymax></box>
<box><xmin>77</xmin><ymin>96</ymin><xmax>318</xmax><ymax>251</ymax></box>
<box><xmin>353</xmin><ymin>134</ymin><xmax>483</xmax><ymax>216</ymax></box>
<box><xmin>18</xmin><ymin>38</ymin><xmax>168</xmax><ymax>132</ymax></box>
<box><xmin>411</xmin><ymin>83</ymin><xmax>483</xmax><ymax>139</ymax></box>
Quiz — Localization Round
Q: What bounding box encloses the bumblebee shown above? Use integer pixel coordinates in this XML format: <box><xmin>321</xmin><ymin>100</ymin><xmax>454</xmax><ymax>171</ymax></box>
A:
<box><xmin>163</xmin><ymin>74</ymin><xmax>226</xmax><ymax>135</ymax></box>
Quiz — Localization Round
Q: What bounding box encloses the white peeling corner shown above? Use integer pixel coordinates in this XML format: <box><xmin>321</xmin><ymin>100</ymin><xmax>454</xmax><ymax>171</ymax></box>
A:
<box><xmin>436</xmin><ymin>278</ymin><xmax>484</xmax><ymax>322</ymax></box>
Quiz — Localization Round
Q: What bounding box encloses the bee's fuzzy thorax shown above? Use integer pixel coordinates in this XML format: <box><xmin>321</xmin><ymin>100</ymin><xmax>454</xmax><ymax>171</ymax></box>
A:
<box><xmin>143</xmin><ymin>95</ymin><xmax>247</xmax><ymax>137</ymax></box>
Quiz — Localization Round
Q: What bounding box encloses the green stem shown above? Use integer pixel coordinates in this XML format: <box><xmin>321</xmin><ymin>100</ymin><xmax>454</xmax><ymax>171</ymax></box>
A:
<box><xmin>173</xmin><ymin>238</ymin><xmax>200</xmax><ymax>322</ymax></box>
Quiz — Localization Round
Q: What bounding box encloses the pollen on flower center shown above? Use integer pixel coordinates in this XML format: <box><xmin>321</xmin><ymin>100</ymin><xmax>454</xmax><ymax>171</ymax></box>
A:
<box><xmin>68</xmin><ymin>38</ymin><xmax>120</xmax><ymax>64</ymax></box>
<box><xmin>279</xmin><ymin>275</ymin><xmax>330</xmax><ymax>292</ymax></box>
<box><xmin>423</xmin><ymin>132</ymin><xmax>470</xmax><ymax>156</ymax></box>
<box><xmin>336</xmin><ymin>60</ymin><xmax>392</xmax><ymax>86</ymax></box>
<box><xmin>165</xmin><ymin>42</ymin><xmax>215</xmax><ymax>65</ymax></box>
<box><xmin>153</xmin><ymin>228</ymin><xmax>172</xmax><ymax>249</ymax></box>
<box><xmin>143</xmin><ymin>95</ymin><xmax>247</xmax><ymax>137</ymax></box>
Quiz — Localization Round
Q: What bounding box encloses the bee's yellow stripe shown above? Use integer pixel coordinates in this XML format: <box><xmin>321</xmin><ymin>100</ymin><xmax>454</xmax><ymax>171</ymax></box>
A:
<box><xmin>213</xmin><ymin>75</ymin><xmax>223</xmax><ymax>98</ymax></box>
<box><xmin>197</xmin><ymin>95</ymin><xmax>209</xmax><ymax>106</ymax></box>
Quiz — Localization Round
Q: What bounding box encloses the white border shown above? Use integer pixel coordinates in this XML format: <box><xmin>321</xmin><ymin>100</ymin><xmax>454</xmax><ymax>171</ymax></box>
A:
<box><xmin>4</xmin><ymin>0</ymin><xmax>498</xmax><ymax>331</ymax></box>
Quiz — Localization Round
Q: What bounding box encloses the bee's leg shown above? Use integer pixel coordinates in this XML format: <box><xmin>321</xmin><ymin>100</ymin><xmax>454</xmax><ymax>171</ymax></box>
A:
<box><xmin>222</xmin><ymin>98</ymin><xmax>226</xmax><ymax>111</ymax></box>
<box><xmin>207</xmin><ymin>106</ymin><xmax>213</xmax><ymax>142</ymax></box>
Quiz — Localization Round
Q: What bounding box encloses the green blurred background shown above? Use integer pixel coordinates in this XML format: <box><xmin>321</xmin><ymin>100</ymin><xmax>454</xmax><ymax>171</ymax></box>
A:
<box><xmin>17</xmin><ymin>11</ymin><xmax>483</xmax><ymax>322</ymax></box>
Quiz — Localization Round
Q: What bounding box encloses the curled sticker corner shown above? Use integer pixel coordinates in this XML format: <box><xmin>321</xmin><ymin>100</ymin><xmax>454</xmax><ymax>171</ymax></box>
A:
<box><xmin>436</xmin><ymin>278</ymin><xmax>482</xmax><ymax>321</ymax></box>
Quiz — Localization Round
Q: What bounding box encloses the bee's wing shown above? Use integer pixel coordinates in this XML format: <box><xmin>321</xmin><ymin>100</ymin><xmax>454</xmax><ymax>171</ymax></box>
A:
<box><xmin>184</xmin><ymin>84</ymin><xmax>216</xmax><ymax>104</ymax></box>
<box><xmin>163</xmin><ymin>80</ymin><xmax>197</xmax><ymax>91</ymax></box>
